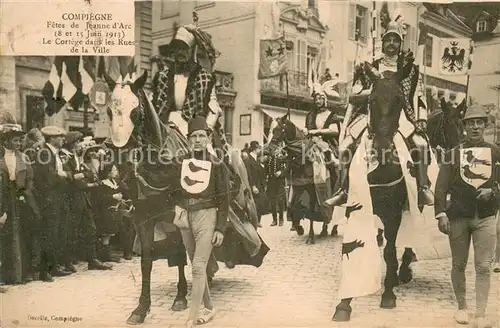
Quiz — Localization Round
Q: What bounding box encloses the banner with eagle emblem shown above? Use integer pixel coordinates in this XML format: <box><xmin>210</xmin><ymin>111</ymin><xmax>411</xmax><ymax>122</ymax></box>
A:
<box><xmin>438</xmin><ymin>38</ymin><xmax>472</xmax><ymax>76</ymax></box>
<box><xmin>459</xmin><ymin>147</ymin><xmax>492</xmax><ymax>189</ymax></box>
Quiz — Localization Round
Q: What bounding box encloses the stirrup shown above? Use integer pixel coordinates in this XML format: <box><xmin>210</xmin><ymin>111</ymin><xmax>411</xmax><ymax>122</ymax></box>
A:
<box><xmin>418</xmin><ymin>186</ymin><xmax>434</xmax><ymax>206</ymax></box>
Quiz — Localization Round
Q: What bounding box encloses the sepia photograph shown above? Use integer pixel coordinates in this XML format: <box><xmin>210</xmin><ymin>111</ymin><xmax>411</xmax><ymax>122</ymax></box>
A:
<box><xmin>0</xmin><ymin>0</ymin><xmax>500</xmax><ymax>327</ymax></box>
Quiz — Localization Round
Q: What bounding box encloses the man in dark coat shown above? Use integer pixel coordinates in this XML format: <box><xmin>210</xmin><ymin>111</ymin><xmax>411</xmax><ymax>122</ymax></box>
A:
<box><xmin>265</xmin><ymin>149</ymin><xmax>288</xmax><ymax>226</ymax></box>
<box><xmin>243</xmin><ymin>141</ymin><xmax>267</xmax><ymax>227</ymax></box>
<box><xmin>33</xmin><ymin>126</ymin><xmax>74</xmax><ymax>281</ymax></box>
<box><xmin>61</xmin><ymin>131</ymin><xmax>111</xmax><ymax>271</ymax></box>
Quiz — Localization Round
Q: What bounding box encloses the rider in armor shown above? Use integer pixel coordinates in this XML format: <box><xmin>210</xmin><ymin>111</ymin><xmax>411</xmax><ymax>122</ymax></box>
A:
<box><xmin>325</xmin><ymin>18</ymin><xmax>434</xmax><ymax>208</ymax></box>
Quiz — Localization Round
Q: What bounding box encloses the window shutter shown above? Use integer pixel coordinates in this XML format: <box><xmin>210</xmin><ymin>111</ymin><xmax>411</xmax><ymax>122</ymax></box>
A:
<box><xmin>296</xmin><ymin>40</ymin><xmax>301</xmax><ymax>72</ymax></box>
<box><xmin>286</xmin><ymin>40</ymin><xmax>295</xmax><ymax>70</ymax></box>
<box><xmin>299</xmin><ymin>40</ymin><xmax>307</xmax><ymax>73</ymax></box>
<box><xmin>362</xmin><ymin>6</ymin><xmax>369</xmax><ymax>44</ymax></box>
<box><xmin>348</xmin><ymin>4</ymin><xmax>356</xmax><ymax>40</ymax></box>
<box><xmin>410</xmin><ymin>26</ymin><xmax>417</xmax><ymax>53</ymax></box>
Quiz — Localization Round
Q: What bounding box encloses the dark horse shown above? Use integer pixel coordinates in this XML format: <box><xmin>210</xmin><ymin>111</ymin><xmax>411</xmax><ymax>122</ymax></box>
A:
<box><xmin>333</xmin><ymin>61</ymin><xmax>426</xmax><ymax>321</ymax></box>
<box><xmin>266</xmin><ymin>117</ymin><xmax>335</xmax><ymax>244</ymax></box>
<box><xmin>427</xmin><ymin>97</ymin><xmax>466</xmax><ymax>163</ymax></box>
<box><xmin>103</xmin><ymin>71</ymin><xmax>190</xmax><ymax>324</ymax></box>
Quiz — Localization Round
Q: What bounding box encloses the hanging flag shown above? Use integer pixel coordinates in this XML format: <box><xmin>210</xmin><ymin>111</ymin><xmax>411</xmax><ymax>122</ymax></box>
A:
<box><xmin>42</xmin><ymin>55</ymin><xmax>137</xmax><ymax>116</ymax></box>
<box><xmin>416</xmin><ymin>25</ymin><xmax>428</xmax><ymax>66</ymax></box>
<box><xmin>418</xmin><ymin>25</ymin><xmax>428</xmax><ymax>46</ymax></box>
<box><xmin>438</xmin><ymin>38</ymin><xmax>472</xmax><ymax>76</ymax></box>
<box><xmin>259</xmin><ymin>0</ymin><xmax>281</xmax><ymax>40</ymax></box>
<box><xmin>80</xmin><ymin>56</ymin><xmax>96</xmax><ymax>95</ymax></box>
<box><xmin>258</xmin><ymin>36</ymin><xmax>288</xmax><ymax>80</ymax></box>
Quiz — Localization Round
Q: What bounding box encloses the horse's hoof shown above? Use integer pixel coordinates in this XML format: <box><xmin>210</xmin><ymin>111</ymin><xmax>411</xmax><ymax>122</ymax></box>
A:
<box><xmin>332</xmin><ymin>305</ymin><xmax>352</xmax><ymax>322</ymax></box>
<box><xmin>310</xmin><ymin>238</ymin><xmax>315</xmax><ymax>244</ymax></box>
<box><xmin>296</xmin><ymin>225</ymin><xmax>304</xmax><ymax>236</ymax></box>
<box><xmin>331</xmin><ymin>225</ymin><xmax>338</xmax><ymax>236</ymax></box>
<box><xmin>305</xmin><ymin>237</ymin><xmax>310</xmax><ymax>245</ymax></box>
<box><xmin>380</xmin><ymin>291</ymin><xmax>397</xmax><ymax>309</ymax></box>
<box><xmin>398</xmin><ymin>266</ymin><xmax>413</xmax><ymax>285</ymax></box>
<box><xmin>127</xmin><ymin>309</ymin><xmax>150</xmax><ymax>325</ymax></box>
<box><xmin>319</xmin><ymin>229</ymin><xmax>328</xmax><ymax>237</ymax></box>
<box><xmin>171</xmin><ymin>297</ymin><xmax>188</xmax><ymax>312</ymax></box>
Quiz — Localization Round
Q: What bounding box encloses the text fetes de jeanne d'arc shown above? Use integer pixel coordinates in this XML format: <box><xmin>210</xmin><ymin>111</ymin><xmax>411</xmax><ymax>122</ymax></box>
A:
<box><xmin>43</xmin><ymin>12</ymin><xmax>134</xmax><ymax>55</ymax></box>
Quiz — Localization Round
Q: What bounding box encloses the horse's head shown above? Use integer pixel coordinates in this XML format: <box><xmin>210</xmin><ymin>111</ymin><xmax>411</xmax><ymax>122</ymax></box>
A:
<box><xmin>441</xmin><ymin>96</ymin><xmax>466</xmax><ymax>121</ymax></box>
<box><xmin>428</xmin><ymin>96</ymin><xmax>466</xmax><ymax>151</ymax></box>
<box><xmin>268</xmin><ymin>114</ymin><xmax>305</xmax><ymax>146</ymax></box>
<box><xmin>104</xmin><ymin>70</ymin><xmax>162</xmax><ymax>149</ymax></box>
<box><xmin>363</xmin><ymin>61</ymin><xmax>412</xmax><ymax>137</ymax></box>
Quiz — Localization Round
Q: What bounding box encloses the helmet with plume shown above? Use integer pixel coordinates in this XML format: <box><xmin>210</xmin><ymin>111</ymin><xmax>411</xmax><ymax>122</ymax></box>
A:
<box><xmin>381</xmin><ymin>8</ymin><xmax>406</xmax><ymax>43</ymax></box>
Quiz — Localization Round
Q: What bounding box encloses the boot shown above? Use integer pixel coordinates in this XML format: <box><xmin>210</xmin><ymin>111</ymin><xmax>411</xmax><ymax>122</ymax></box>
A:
<box><xmin>324</xmin><ymin>167</ymin><xmax>348</xmax><ymax>207</ymax></box>
<box><xmin>324</xmin><ymin>150</ymin><xmax>351</xmax><ymax>207</ymax></box>
<box><xmin>270</xmin><ymin>212</ymin><xmax>278</xmax><ymax>226</ymax></box>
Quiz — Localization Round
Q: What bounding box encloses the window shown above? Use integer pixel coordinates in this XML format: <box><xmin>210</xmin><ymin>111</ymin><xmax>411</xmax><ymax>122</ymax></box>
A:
<box><xmin>424</xmin><ymin>36</ymin><xmax>433</xmax><ymax>68</ymax></box>
<box><xmin>476</xmin><ymin>20</ymin><xmax>487</xmax><ymax>32</ymax></box>
<box><xmin>306</xmin><ymin>46</ymin><xmax>318</xmax><ymax>76</ymax></box>
<box><xmin>25</xmin><ymin>95</ymin><xmax>45</xmax><ymax>130</ymax></box>
<box><xmin>296</xmin><ymin>40</ymin><xmax>307</xmax><ymax>74</ymax></box>
<box><xmin>348</xmin><ymin>4</ymin><xmax>369</xmax><ymax>44</ymax></box>
<box><xmin>160</xmin><ymin>0</ymin><xmax>179</xmax><ymax>19</ymax></box>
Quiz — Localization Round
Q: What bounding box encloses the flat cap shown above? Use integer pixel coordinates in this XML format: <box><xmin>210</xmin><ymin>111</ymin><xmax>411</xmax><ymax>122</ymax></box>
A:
<box><xmin>462</xmin><ymin>104</ymin><xmax>488</xmax><ymax>121</ymax></box>
<box><xmin>40</xmin><ymin>126</ymin><xmax>66</xmax><ymax>137</ymax></box>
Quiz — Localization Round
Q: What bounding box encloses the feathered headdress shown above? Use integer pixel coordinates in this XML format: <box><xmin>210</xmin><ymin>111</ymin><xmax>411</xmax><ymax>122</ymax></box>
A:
<box><xmin>164</xmin><ymin>12</ymin><xmax>221</xmax><ymax>72</ymax></box>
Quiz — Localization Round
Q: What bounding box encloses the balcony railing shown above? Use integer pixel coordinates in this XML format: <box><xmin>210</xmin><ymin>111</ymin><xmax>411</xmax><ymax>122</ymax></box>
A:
<box><xmin>260</xmin><ymin>70</ymin><xmax>310</xmax><ymax>97</ymax></box>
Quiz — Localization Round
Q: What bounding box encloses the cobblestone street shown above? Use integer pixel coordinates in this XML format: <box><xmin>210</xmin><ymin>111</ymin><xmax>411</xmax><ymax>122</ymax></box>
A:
<box><xmin>1</xmin><ymin>214</ymin><xmax>499</xmax><ymax>328</ymax></box>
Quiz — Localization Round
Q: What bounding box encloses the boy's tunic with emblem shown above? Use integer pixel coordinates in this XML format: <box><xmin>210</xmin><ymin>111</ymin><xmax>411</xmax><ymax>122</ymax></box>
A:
<box><xmin>435</xmin><ymin>140</ymin><xmax>500</xmax><ymax>219</ymax></box>
<box><xmin>173</xmin><ymin>150</ymin><xmax>230</xmax><ymax>233</ymax></box>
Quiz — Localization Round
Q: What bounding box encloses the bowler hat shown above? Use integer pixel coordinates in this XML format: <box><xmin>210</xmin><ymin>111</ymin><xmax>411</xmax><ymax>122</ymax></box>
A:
<box><xmin>187</xmin><ymin>116</ymin><xmax>209</xmax><ymax>135</ymax></box>
<box><xmin>249</xmin><ymin>140</ymin><xmax>261</xmax><ymax>152</ymax></box>
<box><xmin>462</xmin><ymin>104</ymin><xmax>488</xmax><ymax>121</ymax></box>
<box><xmin>40</xmin><ymin>126</ymin><xmax>66</xmax><ymax>137</ymax></box>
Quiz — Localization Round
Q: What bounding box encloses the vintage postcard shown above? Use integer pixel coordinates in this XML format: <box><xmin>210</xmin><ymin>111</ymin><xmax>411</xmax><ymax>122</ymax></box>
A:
<box><xmin>0</xmin><ymin>0</ymin><xmax>499</xmax><ymax>327</ymax></box>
